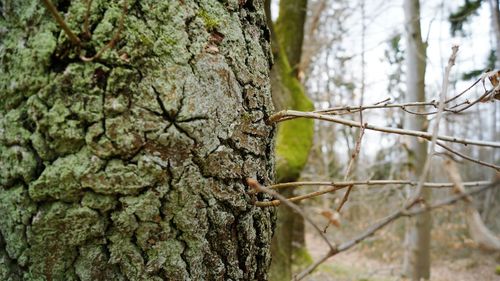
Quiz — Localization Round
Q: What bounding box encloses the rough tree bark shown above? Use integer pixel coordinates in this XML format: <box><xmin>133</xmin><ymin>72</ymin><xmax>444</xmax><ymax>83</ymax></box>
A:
<box><xmin>0</xmin><ymin>1</ymin><xmax>276</xmax><ymax>280</ymax></box>
<box><xmin>402</xmin><ymin>0</ymin><xmax>431</xmax><ymax>280</ymax></box>
<box><xmin>264</xmin><ymin>0</ymin><xmax>314</xmax><ymax>280</ymax></box>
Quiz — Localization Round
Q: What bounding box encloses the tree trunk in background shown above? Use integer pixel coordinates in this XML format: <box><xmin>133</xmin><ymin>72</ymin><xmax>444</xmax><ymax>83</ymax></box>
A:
<box><xmin>402</xmin><ymin>0</ymin><xmax>431</xmax><ymax>280</ymax></box>
<box><xmin>483</xmin><ymin>0</ymin><xmax>500</xmax><ymax>223</ymax></box>
<box><xmin>489</xmin><ymin>0</ymin><xmax>500</xmax><ymax>64</ymax></box>
<box><xmin>265</xmin><ymin>0</ymin><xmax>314</xmax><ymax>280</ymax></box>
<box><xmin>0</xmin><ymin>1</ymin><xmax>275</xmax><ymax>280</ymax></box>
<box><xmin>276</xmin><ymin>0</ymin><xmax>307</xmax><ymax>76</ymax></box>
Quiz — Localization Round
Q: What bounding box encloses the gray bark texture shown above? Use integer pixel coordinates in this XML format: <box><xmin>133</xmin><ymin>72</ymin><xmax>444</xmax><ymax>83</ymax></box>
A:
<box><xmin>402</xmin><ymin>0</ymin><xmax>431</xmax><ymax>280</ymax></box>
<box><xmin>0</xmin><ymin>0</ymin><xmax>276</xmax><ymax>280</ymax></box>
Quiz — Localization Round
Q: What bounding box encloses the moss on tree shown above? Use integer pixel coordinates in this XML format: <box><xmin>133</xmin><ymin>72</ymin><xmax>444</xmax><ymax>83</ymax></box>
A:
<box><xmin>274</xmin><ymin>47</ymin><xmax>314</xmax><ymax>182</ymax></box>
<box><xmin>267</xmin><ymin>0</ymin><xmax>314</xmax><ymax>280</ymax></box>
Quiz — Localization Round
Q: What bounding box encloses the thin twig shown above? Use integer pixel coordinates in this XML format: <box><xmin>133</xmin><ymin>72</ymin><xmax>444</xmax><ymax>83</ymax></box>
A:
<box><xmin>246</xmin><ymin>178</ymin><xmax>336</xmax><ymax>251</ymax></box>
<box><xmin>268</xmin><ymin>110</ymin><xmax>500</xmax><ymax>148</ymax></box>
<box><xmin>436</xmin><ymin>141</ymin><xmax>500</xmax><ymax>171</ymax></box>
<box><xmin>336</xmin><ymin>125</ymin><xmax>365</xmax><ymax>213</ymax></box>
<box><xmin>445</xmin><ymin>76</ymin><xmax>482</xmax><ymax>103</ymax></box>
<box><xmin>255</xmin><ymin>180</ymin><xmax>493</xmax><ymax>207</ymax></box>
<box><xmin>255</xmin><ymin>184</ymin><xmax>344</xmax><ymax>207</ymax></box>
<box><xmin>450</xmin><ymin>89</ymin><xmax>493</xmax><ymax>113</ymax></box>
<box><xmin>403</xmin><ymin>182</ymin><xmax>498</xmax><ymax>216</ymax></box>
<box><xmin>80</xmin><ymin>0</ymin><xmax>128</xmax><ymax>62</ymax></box>
<box><xmin>317</xmin><ymin>101</ymin><xmax>440</xmax><ymax>115</ymax></box>
<box><xmin>41</xmin><ymin>0</ymin><xmax>81</xmax><ymax>46</ymax></box>
<box><xmin>83</xmin><ymin>0</ymin><xmax>94</xmax><ymax>38</ymax></box>
<box><xmin>267</xmin><ymin>180</ymin><xmax>492</xmax><ymax>190</ymax></box>
<box><xmin>412</xmin><ymin>45</ymin><xmax>459</xmax><ymax>198</ymax></box>
<box><xmin>274</xmin><ymin>70</ymin><xmax>492</xmax><ymax>121</ymax></box>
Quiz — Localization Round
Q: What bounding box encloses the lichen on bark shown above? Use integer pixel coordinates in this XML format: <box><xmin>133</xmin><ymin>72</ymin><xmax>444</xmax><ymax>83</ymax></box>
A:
<box><xmin>0</xmin><ymin>0</ymin><xmax>275</xmax><ymax>280</ymax></box>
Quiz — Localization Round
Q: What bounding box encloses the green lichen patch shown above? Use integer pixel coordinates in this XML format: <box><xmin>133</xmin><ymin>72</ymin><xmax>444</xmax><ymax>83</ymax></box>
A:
<box><xmin>111</xmin><ymin>210</ymin><xmax>139</xmax><ymax>235</ymax></box>
<box><xmin>198</xmin><ymin>10</ymin><xmax>220</xmax><ymax>30</ymax></box>
<box><xmin>25</xmin><ymin>62</ymin><xmax>110</xmax><ymax>159</ymax></box>
<box><xmin>80</xmin><ymin>156</ymin><xmax>164</xmax><ymax>195</ymax></box>
<box><xmin>29</xmin><ymin>148</ymin><xmax>104</xmax><ymax>202</ymax></box>
<box><xmin>27</xmin><ymin>202</ymin><xmax>106</xmax><ymax>279</ymax></box>
<box><xmin>41</xmin><ymin>100</ymin><xmax>86</xmax><ymax>154</ymax></box>
<box><xmin>74</xmin><ymin>244</ymin><xmax>124</xmax><ymax>281</ymax></box>
<box><xmin>0</xmin><ymin>185</ymin><xmax>36</xmax><ymax>265</ymax></box>
<box><xmin>107</xmin><ymin>232</ymin><xmax>147</xmax><ymax>280</ymax></box>
<box><xmin>81</xmin><ymin>192</ymin><xmax>117</xmax><ymax>213</ymax></box>
<box><xmin>148</xmin><ymin>240</ymin><xmax>188</xmax><ymax>279</ymax></box>
<box><xmin>0</xmin><ymin>107</ymin><xmax>32</xmax><ymax>146</ymax></box>
<box><xmin>0</xmin><ymin>146</ymin><xmax>37</xmax><ymax>187</ymax></box>
<box><xmin>105</xmin><ymin>115</ymin><xmax>145</xmax><ymax>156</ymax></box>
<box><xmin>0</xmin><ymin>3</ymin><xmax>57</xmax><ymax>111</ymax></box>
<box><xmin>120</xmin><ymin>190</ymin><xmax>162</xmax><ymax>222</ymax></box>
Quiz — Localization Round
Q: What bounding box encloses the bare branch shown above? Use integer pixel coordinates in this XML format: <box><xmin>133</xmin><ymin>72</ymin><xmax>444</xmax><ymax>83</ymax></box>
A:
<box><xmin>272</xmin><ymin>75</ymin><xmax>494</xmax><ymax>119</ymax></box>
<box><xmin>255</xmin><ymin>180</ymin><xmax>493</xmax><ymax>207</ymax></box>
<box><xmin>246</xmin><ymin>178</ymin><xmax>336</xmax><ymax>252</ymax></box>
<box><xmin>255</xmin><ymin>184</ymin><xmax>344</xmax><ymax>207</ymax></box>
<box><xmin>445</xmin><ymin>76</ymin><xmax>481</xmax><ymax>104</ymax></box>
<box><xmin>403</xmin><ymin>181</ymin><xmax>499</xmax><ymax>216</ymax></box>
<box><xmin>268</xmin><ymin>179</ymin><xmax>492</xmax><ymax>190</ymax></box>
<box><xmin>268</xmin><ymin>110</ymin><xmax>500</xmax><ymax>148</ymax></box>
<box><xmin>436</xmin><ymin>141</ymin><xmax>500</xmax><ymax>171</ymax></box>
<box><xmin>336</xmin><ymin>125</ymin><xmax>366</xmax><ymax>213</ymax></box>
<box><xmin>450</xmin><ymin>89</ymin><xmax>493</xmax><ymax>113</ymax></box>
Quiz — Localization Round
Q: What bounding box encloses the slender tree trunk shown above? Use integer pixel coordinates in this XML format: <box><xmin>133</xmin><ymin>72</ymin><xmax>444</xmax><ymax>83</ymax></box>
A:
<box><xmin>483</xmin><ymin>0</ymin><xmax>500</xmax><ymax>223</ymax></box>
<box><xmin>489</xmin><ymin>0</ymin><xmax>500</xmax><ymax>64</ymax></box>
<box><xmin>0</xmin><ymin>1</ymin><xmax>275</xmax><ymax>280</ymax></box>
<box><xmin>402</xmin><ymin>0</ymin><xmax>431</xmax><ymax>280</ymax></box>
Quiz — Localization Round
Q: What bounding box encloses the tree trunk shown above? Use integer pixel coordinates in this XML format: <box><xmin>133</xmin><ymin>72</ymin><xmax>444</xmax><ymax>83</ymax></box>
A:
<box><xmin>483</xmin><ymin>0</ymin><xmax>500</xmax><ymax>224</ymax></box>
<box><xmin>0</xmin><ymin>1</ymin><xmax>275</xmax><ymax>280</ymax></box>
<box><xmin>264</xmin><ymin>0</ymin><xmax>313</xmax><ymax>280</ymax></box>
<box><xmin>402</xmin><ymin>0</ymin><xmax>431</xmax><ymax>280</ymax></box>
<box><xmin>275</xmin><ymin>0</ymin><xmax>307</xmax><ymax>76</ymax></box>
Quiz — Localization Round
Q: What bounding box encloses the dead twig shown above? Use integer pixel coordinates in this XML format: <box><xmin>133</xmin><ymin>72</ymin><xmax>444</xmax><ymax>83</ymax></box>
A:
<box><xmin>41</xmin><ymin>0</ymin><xmax>81</xmax><ymax>46</ymax></box>
<box><xmin>335</xmin><ymin>125</ymin><xmax>365</xmax><ymax>213</ymax></box>
<box><xmin>436</xmin><ymin>141</ymin><xmax>500</xmax><ymax>171</ymax></box>
<box><xmin>255</xmin><ymin>180</ymin><xmax>493</xmax><ymax>207</ymax></box>
<box><xmin>80</xmin><ymin>0</ymin><xmax>128</xmax><ymax>62</ymax></box>
<box><xmin>83</xmin><ymin>0</ymin><xmax>93</xmax><ymax>39</ymax></box>
<box><xmin>41</xmin><ymin>0</ymin><xmax>127</xmax><ymax>62</ymax></box>
<box><xmin>247</xmin><ymin>178</ymin><xmax>336</xmax><ymax>252</ymax></box>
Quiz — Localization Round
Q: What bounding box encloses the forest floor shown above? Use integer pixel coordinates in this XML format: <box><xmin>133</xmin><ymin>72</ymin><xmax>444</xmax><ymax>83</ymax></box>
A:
<box><xmin>302</xmin><ymin>228</ymin><xmax>500</xmax><ymax>281</ymax></box>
